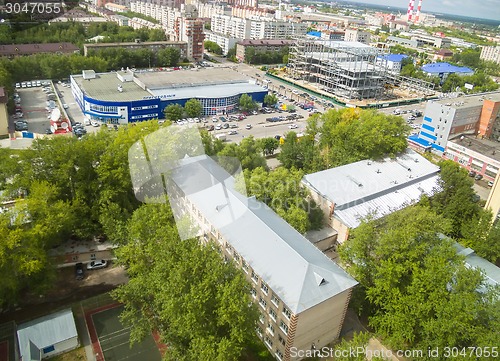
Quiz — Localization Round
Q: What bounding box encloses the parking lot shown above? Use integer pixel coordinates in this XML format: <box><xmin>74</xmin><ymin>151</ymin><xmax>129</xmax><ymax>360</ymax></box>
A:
<box><xmin>14</xmin><ymin>86</ymin><xmax>55</xmax><ymax>135</ymax></box>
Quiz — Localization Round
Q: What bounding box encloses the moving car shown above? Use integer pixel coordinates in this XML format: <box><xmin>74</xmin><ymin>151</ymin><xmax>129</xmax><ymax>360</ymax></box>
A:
<box><xmin>245</xmin><ymin>124</ymin><xmax>252</xmax><ymax>130</ymax></box>
<box><xmin>288</xmin><ymin>124</ymin><xmax>298</xmax><ymax>129</ymax></box>
<box><xmin>87</xmin><ymin>259</ymin><xmax>108</xmax><ymax>270</ymax></box>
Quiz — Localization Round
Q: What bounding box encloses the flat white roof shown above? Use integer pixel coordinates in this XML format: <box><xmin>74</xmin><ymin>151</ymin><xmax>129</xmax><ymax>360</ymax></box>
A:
<box><xmin>149</xmin><ymin>82</ymin><xmax>267</xmax><ymax>100</ymax></box>
<box><xmin>302</xmin><ymin>149</ymin><xmax>441</xmax><ymax>228</ymax></box>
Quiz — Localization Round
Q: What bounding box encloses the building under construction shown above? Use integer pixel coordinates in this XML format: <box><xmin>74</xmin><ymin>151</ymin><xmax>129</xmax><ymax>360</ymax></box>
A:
<box><xmin>288</xmin><ymin>37</ymin><xmax>389</xmax><ymax>101</ymax></box>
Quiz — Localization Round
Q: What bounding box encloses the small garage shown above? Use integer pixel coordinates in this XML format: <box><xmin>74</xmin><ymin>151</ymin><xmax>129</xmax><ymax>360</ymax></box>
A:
<box><xmin>17</xmin><ymin>309</ymin><xmax>79</xmax><ymax>360</ymax></box>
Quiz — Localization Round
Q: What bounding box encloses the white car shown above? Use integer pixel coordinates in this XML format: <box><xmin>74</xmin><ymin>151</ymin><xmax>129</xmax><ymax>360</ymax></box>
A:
<box><xmin>87</xmin><ymin>259</ymin><xmax>108</xmax><ymax>270</ymax></box>
<box><xmin>91</xmin><ymin>120</ymin><xmax>100</xmax><ymax>127</ymax></box>
<box><xmin>63</xmin><ymin>104</ymin><xmax>69</xmax><ymax>109</ymax></box>
<box><xmin>288</xmin><ymin>124</ymin><xmax>298</xmax><ymax>129</ymax></box>
<box><xmin>245</xmin><ymin>124</ymin><xmax>252</xmax><ymax>130</ymax></box>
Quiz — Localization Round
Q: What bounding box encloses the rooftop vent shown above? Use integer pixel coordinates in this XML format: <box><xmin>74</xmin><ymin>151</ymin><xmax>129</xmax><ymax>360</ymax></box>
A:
<box><xmin>314</xmin><ymin>272</ymin><xmax>327</xmax><ymax>286</ymax></box>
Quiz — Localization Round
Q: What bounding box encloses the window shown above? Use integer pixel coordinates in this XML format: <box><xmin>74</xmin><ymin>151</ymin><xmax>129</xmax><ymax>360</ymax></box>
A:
<box><xmin>251</xmin><ymin>288</ymin><xmax>257</xmax><ymax>299</ymax></box>
<box><xmin>271</xmin><ymin>294</ymin><xmax>280</xmax><ymax>307</ymax></box>
<box><xmin>90</xmin><ymin>253</ymin><xmax>96</xmax><ymax>260</ymax></box>
<box><xmin>259</xmin><ymin>296</ymin><xmax>267</xmax><ymax>310</ymax></box>
<box><xmin>279</xmin><ymin>320</ymin><xmax>289</xmax><ymax>335</ymax></box>
<box><xmin>269</xmin><ymin>308</ymin><xmax>277</xmax><ymax>322</ymax></box>
<box><xmin>259</xmin><ymin>313</ymin><xmax>265</xmax><ymax>324</ymax></box>
<box><xmin>251</xmin><ymin>271</ymin><xmax>259</xmax><ymax>283</ymax></box>
<box><xmin>234</xmin><ymin>253</ymin><xmax>240</xmax><ymax>263</ymax></box>
<box><xmin>278</xmin><ymin>334</ymin><xmax>286</xmax><ymax>347</ymax></box>
<box><xmin>267</xmin><ymin>323</ymin><xmax>275</xmax><ymax>336</ymax></box>
<box><xmin>256</xmin><ymin>327</ymin><xmax>263</xmax><ymax>337</ymax></box>
<box><xmin>276</xmin><ymin>349</ymin><xmax>284</xmax><ymax>361</ymax></box>
<box><xmin>282</xmin><ymin>306</ymin><xmax>292</xmax><ymax>320</ymax></box>
<box><xmin>261</xmin><ymin>282</ymin><xmax>269</xmax><ymax>295</ymax></box>
<box><xmin>264</xmin><ymin>336</ymin><xmax>273</xmax><ymax>348</ymax></box>
<box><xmin>242</xmin><ymin>261</ymin><xmax>249</xmax><ymax>273</ymax></box>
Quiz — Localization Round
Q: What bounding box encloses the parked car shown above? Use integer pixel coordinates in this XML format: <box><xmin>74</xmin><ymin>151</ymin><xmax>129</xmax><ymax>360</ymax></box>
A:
<box><xmin>228</xmin><ymin>130</ymin><xmax>238</xmax><ymax>135</ymax></box>
<box><xmin>475</xmin><ymin>174</ymin><xmax>483</xmax><ymax>181</ymax></box>
<box><xmin>63</xmin><ymin>103</ymin><xmax>69</xmax><ymax>109</ymax></box>
<box><xmin>488</xmin><ymin>181</ymin><xmax>494</xmax><ymax>187</ymax></box>
<box><xmin>468</xmin><ymin>170</ymin><xmax>477</xmax><ymax>177</ymax></box>
<box><xmin>222</xmin><ymin>123</ymin><xmax>229</xmax><ymax>129</ymax></box>
<box><xmin>288</xmin><ymin>124</ymin><xmax>298</xmax><ymax>129</ymax></box>
<box><xmin>87</xmin><ymin>259</ymin><xmax>108</xmax><ymax>270</ymax></box>
<box><xmin>15</xmin><ymin>120</ymin><xmax>28</xmax><ymax>131</ymax></box>
<box><xmin>75</xmin><ymin>263</ymin><xmax>84</xmax><ymax>280</ymax></box>
<box><xmin>207</xmin><ymin>125</ymin><xmax>215</xmax><ymax>131</ymax></box>
<box><xmin>245</xmin><ymin>124</ymin><xmax>252</xmax><ymax>130</ymax></box>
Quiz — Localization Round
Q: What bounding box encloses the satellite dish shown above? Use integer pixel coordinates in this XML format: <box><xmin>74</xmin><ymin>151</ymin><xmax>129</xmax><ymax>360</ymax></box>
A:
<box><xmin>50</xmin><ymin>108</ymin><xmax>61</xmax><ymax>122</ymax></box>
<box><xmin>61</xmin><ymin>122</ymin><xmax>68</xmax><ymax>129</ymax></box>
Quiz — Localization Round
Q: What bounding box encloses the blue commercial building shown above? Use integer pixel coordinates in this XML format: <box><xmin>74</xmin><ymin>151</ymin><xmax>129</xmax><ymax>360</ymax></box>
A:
<box><xmin>70</xmin><ymin>68</ymin><xmax>268</xmax><ymax>124</ymax></box>
<box><xmin>421</xmin><ymin>62</ymin><xmax>474</xmax><ymax>83</ymax></box>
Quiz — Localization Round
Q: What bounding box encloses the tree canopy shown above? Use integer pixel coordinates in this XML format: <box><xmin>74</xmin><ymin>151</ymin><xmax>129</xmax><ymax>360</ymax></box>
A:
<box><xmin>239</xmin><ymin>94</ymin><xmax>258</xmax><ymax>112</ymax></box>
<box><xmin>339</xmin><ymin>205</ymin><xmax>499</xmax><ymax>353</ymax></box>
<box><xmin>184</xmin><ymin>99</ymin><xmax>203</xmax><ymax>118</ymax></box>
<box><xmin>112</xmin><ymin>203</ymin><xmax>259</xmax><ymax>361</ymax></box>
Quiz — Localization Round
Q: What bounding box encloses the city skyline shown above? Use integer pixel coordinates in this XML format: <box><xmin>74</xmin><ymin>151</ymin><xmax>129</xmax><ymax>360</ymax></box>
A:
<box><xmin>343</xmin><ymin>0</ymin><xmax>500</xmax><ymax>22</ymax></box>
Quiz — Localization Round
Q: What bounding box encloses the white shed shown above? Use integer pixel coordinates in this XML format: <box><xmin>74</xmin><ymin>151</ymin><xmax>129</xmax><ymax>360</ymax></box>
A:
<box><xmin>17</xmin><ymin>309</ymin><xmax>79</xmax><ymax>360</ymax></box>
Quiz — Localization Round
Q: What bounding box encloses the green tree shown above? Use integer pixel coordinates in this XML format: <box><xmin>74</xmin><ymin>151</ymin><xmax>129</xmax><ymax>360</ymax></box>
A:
<box><xmin>278</xmin><ymin>132</ymin><xmax>323</xmax><ymax>173</ymax></box>
<box><xmin>239</xmin><ymin>94</ymin><xmax>258</xmax><ymax>113</ymax></box>
<box><xmin>319</xmin><ymin>108</ymin><xmax>409</xmax><ymax>167</ymax></box>
<box><xmin>263</xmin><ymin>94</ymin><xmax>278</xmax><ymax>107</ymax></box>
<box><xmin>460</xmin><ymin>208</ymin><xmax>500</xmax><ymax>264</ymax></box>
<box><xmin>430</xmin><ymin>160</ymin><xmax>480</xmax><ymax>238</ymax></box>
<box><xmin>339</xmin><ymin>205</ymin><xmax>498</xmax><ymax>352</ymax></box>
<box><xmin>204</xmin><ymin>40</ymin><xmax>223</xmax><ymax>55</ymax></box>
<box><xmin>112</xmin><ymin>203</ymin><xmax>258</xmax><ymax>361</ymax></box>
<box><xmin>164</xmin><ymin>103</ymin><xmax>183</xmax><ymax>121</ymax></box>
<box><xmin>184</xmin><ymin>99</ymin><xmax>203</xmax><ymax>118</ymax></box>
<box><xmin>256</xmin><ymin>137</ymin><xmax>279</xmax><ymax>156</ymax></box>
<box><xmin>217</xmin><ymin>136</ymin><xmax>267</xmax><ymax>172</ymax></box>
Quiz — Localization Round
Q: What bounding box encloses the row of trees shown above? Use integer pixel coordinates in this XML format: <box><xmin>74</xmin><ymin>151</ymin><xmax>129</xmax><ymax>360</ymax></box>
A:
<box><xmin>0</xmin><ymin>20</ymin><xmax>165</xmax><ymax>46</ymax></box>
<box><xmin>0</xmin><ymin>46</ymin><xmax>181</xmax><ymax>87</ymax></box>
<box><xmin>87</xmin><ymin>47</ymin><xmax>181</xmax><ymax>70</ymax></box>
<box><xmin>204</xmin><ymin>40</ymin><xmax>223</xmax><ymax>55</ymax></box>
<box><xmin>244</xmin><ymin>47</ymin><xmax>289</xmax><ymax>65</ymax></box>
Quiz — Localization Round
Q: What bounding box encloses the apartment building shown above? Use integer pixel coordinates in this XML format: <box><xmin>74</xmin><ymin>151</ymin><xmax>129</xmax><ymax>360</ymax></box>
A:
<box><xmin>211</xmin><ymin>14</ymin><xmax>251</xmax><ymax>39</ymax></box>
<box><xmin>480</xmin><ymin>46</ymin><xmax>500</xmax><ymax>65</ymax></box>
<box><xmin>249</xmin><ymin>20</ymin><xmax>307</xmax><ymax>40</ymax></box>
<box><xmin>344</xmin><ymin>28</ymin><xmax>370</xmax><ymax>44</ymax></box>
<box><xmin>174</xmin><ymin>17</ymin><xmax>205</xmax><ymax>60</ymax></box>
<box><xmin>168</xmin><ymin>155</ymin><xmax>358</xmax><ymax>361</ymax></box>
<box><xmin>204</xmin><ymin>31</ymin><xmax>238</xmax><ymax>56</ymax></box>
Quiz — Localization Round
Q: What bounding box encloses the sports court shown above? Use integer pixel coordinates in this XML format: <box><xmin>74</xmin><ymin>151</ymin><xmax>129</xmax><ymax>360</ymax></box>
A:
<box><xmin>87</xmin><ymin>305</ymin><xmax>162</xmax><ymax>361</ymax></box>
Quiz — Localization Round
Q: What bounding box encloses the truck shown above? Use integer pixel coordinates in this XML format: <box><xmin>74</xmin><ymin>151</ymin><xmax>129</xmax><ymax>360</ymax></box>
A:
<box><xmin>215</xmin><ymin>133</ymin><xmax>226</xmax><ymax>141</ymax></box>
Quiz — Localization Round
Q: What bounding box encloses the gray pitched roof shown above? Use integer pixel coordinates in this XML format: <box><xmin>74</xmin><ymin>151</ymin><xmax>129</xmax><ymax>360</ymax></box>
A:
<box><xmin>17</xmin><ymin>309</ymin><xmax>77</xmax><ymax>361</ymax></box>
<box><xmin>302</xmin><ymin>149</ymin><xmax>441</xmax><ymax>228</ymax></box>
<box><xmin>170</xmin><ymin>156</ymin><xmax>358</xmax><ymax>314</ymax></box>
<box><xmin>453</xmin><ymin>242</ymin><xmax>500</xmax><ymax>288</ymax></box>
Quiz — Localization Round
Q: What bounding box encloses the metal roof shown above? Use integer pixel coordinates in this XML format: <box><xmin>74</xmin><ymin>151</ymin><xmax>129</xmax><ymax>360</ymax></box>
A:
<box><xmin>302</xmin><ymin>149</ymin><xmax>441</xmax><ymax>228</ymax></box>
<box><xmin>453</xmin><ymin>241</ymin><xmax>500</xmax><ymax>288</ymax></box>
<box><xmin>377</xmin><ymin>54</ymin><xmax>408</xmax><ymax>62</ymax></box>
<box><xmin>421</xmin><ymin>62</ymin><xmax>473</xmax><ymax>74</ymax></box>
<box><xmin>17</xmin><ymin>309</ymin><xmax>77</xmax><ymax>361</ymax></box>
<box><xmin>169</xmin><ymin>155</ymin><xmax>358</xmax><ymax>314</ymax></box>
<box><xmin>149</xmin><ymin>82</ymin><xmax>267</xmax><ymax>100</ymax></box>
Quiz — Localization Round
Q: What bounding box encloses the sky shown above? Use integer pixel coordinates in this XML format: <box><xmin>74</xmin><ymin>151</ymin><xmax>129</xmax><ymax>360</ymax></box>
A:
<box><xmin>343</xmin><ymin>0</ymin><xmax>500</xmax><ymax>21</ymax></box>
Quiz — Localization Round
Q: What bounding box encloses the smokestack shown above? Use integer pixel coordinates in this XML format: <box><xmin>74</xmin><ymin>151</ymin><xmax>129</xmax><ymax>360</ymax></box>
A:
<box><xmin>406</xmin><ymin>0</ymin><xmax>415</xmax><ymax>21</ymax></box>
<box><xmin>415</xmin><ymin>0</ymin><xmax>423</xmax><ymax>23</ymax></box>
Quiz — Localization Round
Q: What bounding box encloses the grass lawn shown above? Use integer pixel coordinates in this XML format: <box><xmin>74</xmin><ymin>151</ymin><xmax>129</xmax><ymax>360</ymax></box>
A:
<box><xmin>48</xmin><ymin>346</ymin><xmax>86</xmax><ymax>361</ymax></box>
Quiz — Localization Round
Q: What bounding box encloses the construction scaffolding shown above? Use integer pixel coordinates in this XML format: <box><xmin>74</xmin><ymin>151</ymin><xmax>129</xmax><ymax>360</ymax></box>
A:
<box><xmin>288</xmin><ymin>37</ymin><xmax>390</xmax><ymax>101</ymax></box>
